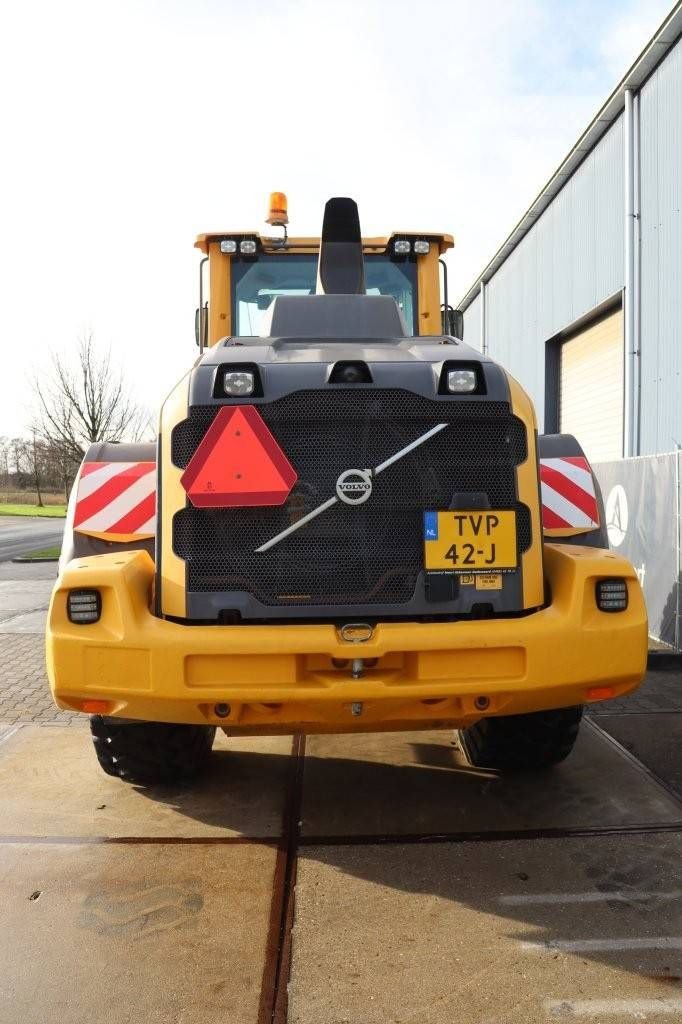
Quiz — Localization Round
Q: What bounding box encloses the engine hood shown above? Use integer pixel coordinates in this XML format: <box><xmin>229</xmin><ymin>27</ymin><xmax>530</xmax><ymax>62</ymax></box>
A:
<box><xmin>188</xmin><ymin>336</ymin><xmax>509</xmax><ymax>406</ymax></box>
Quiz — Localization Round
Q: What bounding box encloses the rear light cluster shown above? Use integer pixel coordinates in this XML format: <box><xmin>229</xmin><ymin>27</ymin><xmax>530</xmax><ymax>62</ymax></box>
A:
<box><xmin>67</xmin><ymin>589</ymin><xmax>101</xmax><ymax>624</ymax></box>
<box><xmin>596</xmin><ymin>578</ymin><xmax>628</xmax><ymax>612</ymax></box>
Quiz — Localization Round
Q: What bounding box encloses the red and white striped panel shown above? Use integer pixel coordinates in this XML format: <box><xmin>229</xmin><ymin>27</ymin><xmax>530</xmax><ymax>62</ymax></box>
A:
<box><xmin>74</xmin><ymin>461</ymin><xmax>156</xmax><ymax>539</ymax></box>
<box><xmin>539</xmin><ymin>456</ymin><xmax>599</xmax><ymax>531</ymax></box>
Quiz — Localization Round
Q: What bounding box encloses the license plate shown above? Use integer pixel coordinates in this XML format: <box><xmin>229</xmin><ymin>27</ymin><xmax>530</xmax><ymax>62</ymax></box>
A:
<box><xmin>423</xmin><ymin>510</ymin><xmax>518</xmax><ymax>572</ymax></box>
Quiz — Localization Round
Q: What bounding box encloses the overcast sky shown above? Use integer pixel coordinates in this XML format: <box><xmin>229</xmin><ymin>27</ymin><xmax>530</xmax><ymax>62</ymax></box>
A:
<box><xmin>0</xmin><ymin>0</ymin><xmax>673</xmax><ymax>438</ymax></box>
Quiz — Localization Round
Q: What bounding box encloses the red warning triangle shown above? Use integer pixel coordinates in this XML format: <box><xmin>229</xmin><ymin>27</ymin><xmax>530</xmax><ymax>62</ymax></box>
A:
<box><xmin>181</xmin><ymin>405</ymin><xmax>297</xmax><ymax>508</ymax></box>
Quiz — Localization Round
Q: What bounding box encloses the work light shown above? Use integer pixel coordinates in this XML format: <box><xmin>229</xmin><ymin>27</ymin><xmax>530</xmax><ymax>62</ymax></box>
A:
<box><xmin>67</xmin><ymin>589</ymin><xmax>101</xmax><ymax>624</ymax></box>
<box><xmin>447</xmin><ymin>368</ymin><xmax>478</xmax><ymax>393</ymax></box>
<box><xmin>413</xmin><ymin>240</ymin><xmax>430</xmax><ymax>255</ymax></box>
<box><xmin>223</xmin><ymin>370</ymin><xmax>255</xmax><ymax>396</ymax></box>
<box><xmin>239</xmin><ymin>239</ymin><xmax>257</xmax><ymax>255</ymax></box>
<box><xmin>393</xmin><ymin>239</ymin><xmax>411</xmax><ymax>255</ymax></box>
<box><xmin>596</xmin><ymin>579</ymin><xmax>628</xmax><ymax>612</ymax></box>
<box><xmin>220</xmin><ymin>240</ymin><xmax>237</xmax><ymax>254</ymax></box>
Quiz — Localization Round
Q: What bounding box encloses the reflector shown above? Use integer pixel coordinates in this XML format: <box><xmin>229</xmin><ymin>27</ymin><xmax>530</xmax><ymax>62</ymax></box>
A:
<box><xmin>80</xmin><ymin>699</ymin><xmax>115</xmax><ymax>714</ymax></box>
<box><xmin>586</xmin><ymin>685</ymin><xmax>615</xmax><ymax>701</ymax></box>
<box><xmin>180</xmin><ymin>405</ymin><xmax>297</xmax><ymax>507</ymax></box>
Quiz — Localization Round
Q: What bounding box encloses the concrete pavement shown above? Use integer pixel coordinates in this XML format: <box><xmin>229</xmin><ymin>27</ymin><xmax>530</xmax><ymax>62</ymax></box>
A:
<box><xmin>0</xmin><ymin>838</ymin><xmax>277</xmax><ymax>1024</ymax></box>
<box><xmin>290</xmin><ymin>834</ymin><xmax>682</xmax><ymax>1023</ymax></box>
<box><xmin>0</xmin><ymin>718</ymin><xmax>680</xmax><ymax>1024</ymax></box>
<box><xmin>0</xmin><ymin>514</ymin><xmax>63</xmax><ymax>562</ymax></box>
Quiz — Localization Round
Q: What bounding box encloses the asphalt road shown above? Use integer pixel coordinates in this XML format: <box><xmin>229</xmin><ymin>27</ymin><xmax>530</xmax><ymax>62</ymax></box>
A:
<box><xmin>0</xmin><ymin>516</ymin><xmax>64</xmax><ymax>562</ymax></box>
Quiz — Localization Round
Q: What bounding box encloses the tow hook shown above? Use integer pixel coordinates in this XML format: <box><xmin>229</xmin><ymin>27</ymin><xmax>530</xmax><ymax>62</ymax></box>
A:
<box><xmin>339</xmin><ymin>622</ymin><xmax>374</xmax><ymax>643</ymax></box>
<box><xmin>337</xmin><ymin>623</ymin><xmax>375</xmax><ymax>682</ymax></box>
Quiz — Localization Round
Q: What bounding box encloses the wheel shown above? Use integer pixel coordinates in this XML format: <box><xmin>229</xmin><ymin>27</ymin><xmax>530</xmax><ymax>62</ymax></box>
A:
<box><xmin>461</xmin><ymin>705</ymin><xmax>583</xmax><ymax>771</ymax></box>
<box><xmin>90</xmin><ymin>716</ymin><xmax>217</xmax><ymax>785</ymax></box>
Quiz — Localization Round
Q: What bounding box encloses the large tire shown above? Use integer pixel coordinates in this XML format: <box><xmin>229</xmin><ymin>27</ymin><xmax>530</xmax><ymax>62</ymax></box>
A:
<box><xmin>90</xmin><ymin>716</ymin><xmax>216</xmax><ymax>785</ymax></box>
<box><xmin>461</xmin><ymin>705</ymin><xmax>583</xmax><ymax>771</ymax></box>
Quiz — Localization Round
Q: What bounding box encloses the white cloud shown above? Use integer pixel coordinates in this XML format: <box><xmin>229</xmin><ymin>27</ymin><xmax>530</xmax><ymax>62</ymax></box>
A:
<box><xmin>0</xmin><ymin>0</ymin><xmax>672</xmax><ymax>436</ymax></box>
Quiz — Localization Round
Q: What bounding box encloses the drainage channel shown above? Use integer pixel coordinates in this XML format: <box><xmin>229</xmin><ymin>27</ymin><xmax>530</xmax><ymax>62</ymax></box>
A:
<box><xmin>258</xmin><ymin>734</ymin><xmax>306</xmax><ymax>1024</ymax></box>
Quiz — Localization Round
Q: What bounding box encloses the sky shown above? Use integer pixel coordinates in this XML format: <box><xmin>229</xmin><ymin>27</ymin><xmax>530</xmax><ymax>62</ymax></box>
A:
<box><xmin>0</xmin><ymin>0</ymin><xmax>673</xmax><ymax>438</ymax></box>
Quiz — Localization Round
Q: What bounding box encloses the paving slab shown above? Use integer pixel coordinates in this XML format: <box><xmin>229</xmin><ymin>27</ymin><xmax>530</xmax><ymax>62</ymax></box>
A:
<box><xmin>0</xmin><ymin>726</ymin><xmax>292</xmax><ymax>839</ymax></box>
<box><xmin>0</xmin><ymin>562</ymin><xmax>56</xmax><ymax>632</ymax></box>
<box><xmin>593</xmin><ymin>713</ymin><xmax>682</xmax><ymax>800</ymax></box>
<box><xmin>0</xmin><ymin>578</ymin><xmax>52</xmax><ymax>628</ymax></box>
<box><xmin>302</xmin><ymin>721</ymin><xmax>682</xmax><ymax>838</ymax></box>
<box><xmin>289</xmin><ymin>833</ymin><xmax>682</xmax><ymax>1024</ymax></box>
<box><xmin>0</xmin><ymin>839</ymin><xmax>275</xmax><ymax>1024</ymax></box>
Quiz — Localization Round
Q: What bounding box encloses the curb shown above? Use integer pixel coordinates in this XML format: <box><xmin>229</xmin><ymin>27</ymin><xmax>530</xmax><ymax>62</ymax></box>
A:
<box><xmin>11</xmin><ymin>557</ymin><xmax>59</xmax><ymax>564</ymax></box>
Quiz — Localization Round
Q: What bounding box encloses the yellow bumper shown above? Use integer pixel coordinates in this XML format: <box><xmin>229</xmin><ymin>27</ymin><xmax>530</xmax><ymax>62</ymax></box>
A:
<box><xmin>46</xmin><ymin>545</ymin><xmax>647</xmax><ymax>733</ymax></box>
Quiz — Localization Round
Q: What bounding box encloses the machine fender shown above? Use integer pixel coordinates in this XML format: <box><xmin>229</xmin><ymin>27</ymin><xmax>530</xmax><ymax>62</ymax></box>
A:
<box><xmin>60</xmin><ymin>442</ymin><xmax>156</xmax><ymax>568</ymax></box>
<box><xmin>538</xmin><ymin>433</ymin><xmax>608</xmax><ymax>548</ymax></box>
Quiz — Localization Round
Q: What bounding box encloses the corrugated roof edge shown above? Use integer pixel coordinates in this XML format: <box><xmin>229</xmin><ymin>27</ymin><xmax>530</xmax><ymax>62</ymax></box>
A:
<box><xmin>457</xmin><ymin>1</ymin><xmax>682</xmax><ymax>312</ymax></box>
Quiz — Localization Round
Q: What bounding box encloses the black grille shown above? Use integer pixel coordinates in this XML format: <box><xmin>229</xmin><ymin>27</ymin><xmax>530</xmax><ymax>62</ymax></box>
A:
<box><xmin>172</xmin><ymin>389</ymin><xmax>531</xmax><ymax>605</ymax></box>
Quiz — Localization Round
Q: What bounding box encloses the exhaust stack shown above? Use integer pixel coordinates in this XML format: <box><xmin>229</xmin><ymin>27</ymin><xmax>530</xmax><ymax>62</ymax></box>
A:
<box><xmin>267</xmin><ymin>196</ymin><xmax>405</xmax><ymax>338</ymax></box>
<box><xmin>316</xmin><ymin>198</ymin><xmax>366</xmax><ymax>295</ymax></box>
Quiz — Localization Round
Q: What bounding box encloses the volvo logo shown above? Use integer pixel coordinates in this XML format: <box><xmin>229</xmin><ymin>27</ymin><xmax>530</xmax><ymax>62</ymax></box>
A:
<box><xmin>335</xmin><ymin>468</ymin><xmax>373</xmax><ymax>505</ymax></box>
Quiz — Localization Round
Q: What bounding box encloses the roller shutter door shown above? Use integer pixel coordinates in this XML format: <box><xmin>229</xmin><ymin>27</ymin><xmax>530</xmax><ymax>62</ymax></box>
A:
<box><xmin>560</xmin><ymin>308</ymin><xmax>624</xmax><ymax>462</ymax></box>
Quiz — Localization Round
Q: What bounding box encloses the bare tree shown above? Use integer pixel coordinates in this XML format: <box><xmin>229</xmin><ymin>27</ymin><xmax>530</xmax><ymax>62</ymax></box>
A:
<box><xmin>10</xmin><ymin>437</ymin><xmax>30</xmax><ymax>481</ymax></box>
<box><xmin>0</xmin><ymin>437</ymin><xmax>10</xmax><ymax>489</ymax></box>
<box><xmin>34</xmin><ymin>334</ymin><xmax>149</xmax><ymax>464</ymax></box>
<box><xmin>29</xmin><ymin>428</ymin><xmax>44</xmax><ymax>507</ymax></box>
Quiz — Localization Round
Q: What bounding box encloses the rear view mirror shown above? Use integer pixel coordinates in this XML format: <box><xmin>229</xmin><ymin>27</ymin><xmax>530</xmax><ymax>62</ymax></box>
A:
<box><xmin>195</xmin><ymin>304</ymin><xmax>208</xmax><ymax>347</ymax></box>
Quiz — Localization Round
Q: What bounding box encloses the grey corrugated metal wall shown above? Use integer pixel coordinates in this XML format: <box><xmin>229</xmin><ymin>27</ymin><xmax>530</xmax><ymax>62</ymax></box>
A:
<box><xmin>639</xmin><ymin>37</ymin><xmax>682</xmax><ymax>454</ymax></box>
<box><xmin>464</xmin><ymin>119</ymin><xmax>624</xmax><ymax>428</ymax></box>
<box><xmin>462</xmin><ymin>34</ymin><xmax>682</xmax><ymax>453</ymax></box>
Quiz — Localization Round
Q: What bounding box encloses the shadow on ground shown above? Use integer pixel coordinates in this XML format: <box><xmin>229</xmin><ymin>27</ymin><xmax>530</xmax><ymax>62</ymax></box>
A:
<box><xmin>129</xmin><ymin>729</ymin><xmax>682</xmax><ymax>995</ymax></box>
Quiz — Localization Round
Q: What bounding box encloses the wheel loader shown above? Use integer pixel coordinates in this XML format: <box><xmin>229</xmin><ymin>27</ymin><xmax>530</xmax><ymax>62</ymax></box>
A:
<box><xmin>46</xmin><ymin>194</ymin><xmax>647</xmax><ymax>784</ymax></box>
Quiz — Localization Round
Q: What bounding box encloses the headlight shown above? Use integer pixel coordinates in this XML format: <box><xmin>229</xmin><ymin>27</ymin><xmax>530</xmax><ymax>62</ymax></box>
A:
<box><xmin>239</xmin><ymin>239</ymin><xmax>257</xmax><ymax>255</ymax></box>
<box><xmin>393</xmin><ymin>239</ymin><xmax>411</xmax><ymax>255</ymax></box>
<box><xmin>596</xmin><ymin>579</ymin><xmax>628</xmax><ymax>612</ymax></box>
<box><xmin>224</xmin><ymin>370</ymin><xmax>255</xmax><ymax>396</ymax></box>
<box><xmin>220</xmin><ymin>240</ymin><xmax>237</xmax><ymax>254</ymax></box>
<box><xmin>413</xmin><ymin>240</ymin><xmax>430</xmax><ymax>255</ymax></box>
<box><xmin>447</xmin><ymin>368</ymin><xmax>478</xmax><ymax>393</ymax></box>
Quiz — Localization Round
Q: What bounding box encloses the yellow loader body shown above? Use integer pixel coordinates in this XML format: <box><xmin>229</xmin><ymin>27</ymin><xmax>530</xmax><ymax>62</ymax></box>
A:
<box><xmin>47</xmin><ymin>543</ymin><xmax>646</xmax><ymax>734</ymax></box>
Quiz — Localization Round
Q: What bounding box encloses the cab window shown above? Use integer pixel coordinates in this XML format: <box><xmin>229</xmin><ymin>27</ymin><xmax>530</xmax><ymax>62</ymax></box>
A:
<box><xmin>231</xmin><ymin>253</ymin><xmax>417</xmax><ymax>336</ymax></box>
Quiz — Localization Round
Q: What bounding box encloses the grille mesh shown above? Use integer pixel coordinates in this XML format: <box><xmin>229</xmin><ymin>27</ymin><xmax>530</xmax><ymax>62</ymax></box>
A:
<box><xmin>171</xmin><ymin>390</ymin><xmax>531</xmax><ymax>605</ymax></box>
